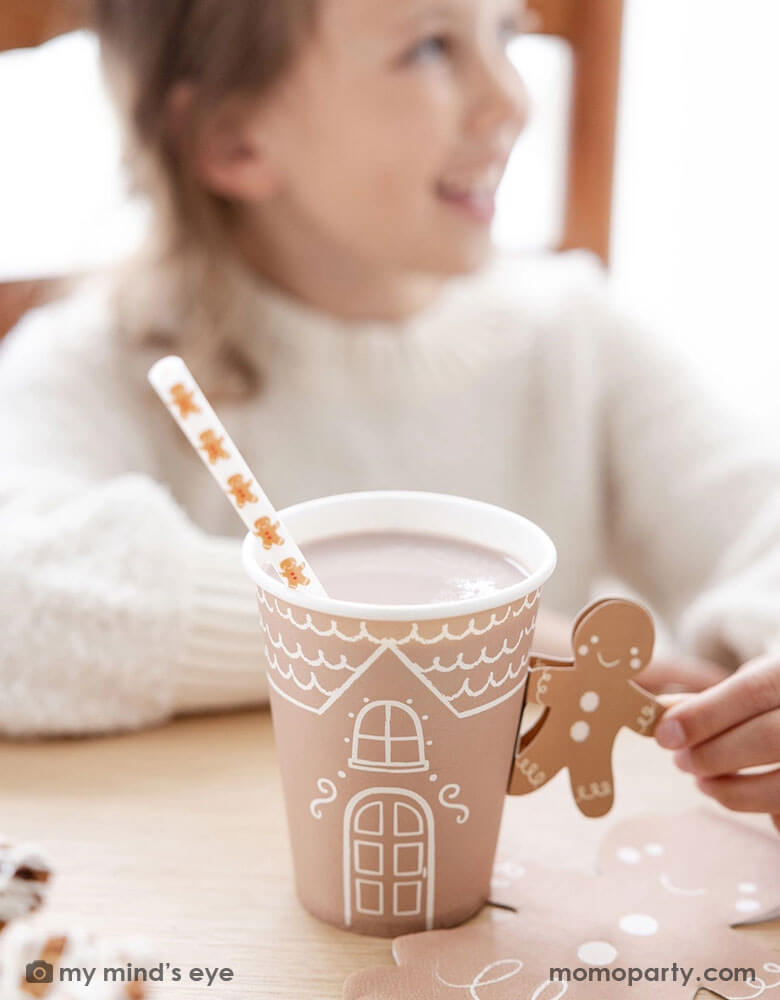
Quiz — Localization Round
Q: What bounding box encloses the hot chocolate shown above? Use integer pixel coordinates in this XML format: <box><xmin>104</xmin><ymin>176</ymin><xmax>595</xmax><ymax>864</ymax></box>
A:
<box><xmin>299</xmin><ymin>530</ymin><xmax>527</xmax><ymax>605</ymax></box>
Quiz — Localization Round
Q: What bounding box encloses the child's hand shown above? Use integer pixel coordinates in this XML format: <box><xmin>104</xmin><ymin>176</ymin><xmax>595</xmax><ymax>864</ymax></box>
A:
<box><xmin>655</xmin><ymin>654</ymin><xmax>780</xmax><ymax>833</ymax></box>
<box><xmin>635</xmin><ymin>654</ymin><xmax>730</xmax><ymax>694</ymax></box>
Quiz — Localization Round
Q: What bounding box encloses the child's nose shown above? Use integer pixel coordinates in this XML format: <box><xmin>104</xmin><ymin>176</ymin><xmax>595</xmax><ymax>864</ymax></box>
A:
<box><xmin>468</xmin><ymin>59</ymin><xmax>531</xmax><ymax>141</ymax></box>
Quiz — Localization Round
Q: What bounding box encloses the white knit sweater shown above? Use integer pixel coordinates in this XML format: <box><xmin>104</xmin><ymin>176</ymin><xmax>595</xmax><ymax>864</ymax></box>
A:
<box><xmin>2</xmin><ymin>250</ymin><xmax>780</xmax><ymax>738</ymax></box>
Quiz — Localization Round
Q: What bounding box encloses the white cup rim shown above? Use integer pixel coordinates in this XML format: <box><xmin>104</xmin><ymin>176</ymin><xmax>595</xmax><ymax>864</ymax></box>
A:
<box><xmin>242</xmin><ymin>490</ymin><xmax>557</xmax><ymax>621</ymax></box>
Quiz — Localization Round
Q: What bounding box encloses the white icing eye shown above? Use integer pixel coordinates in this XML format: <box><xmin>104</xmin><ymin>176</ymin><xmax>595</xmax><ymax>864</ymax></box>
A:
<box><xmin>617</xmin><ymin>846</ymin><xmax>641</xmax><ymax>864</ymax></box>
<box><xmin>738</xmin><ymin>882</ymin><xmax>757</xmax><ymax>893</ymax></box>
<box><xmin>630</xmin><ymin>657</ymin><xmax>642</xmax><ymax>669</ymax></box>
<box><xmin>578</xmin><ymin>644</ymin><xmax>589</xmax><ymax>655</ymax></box>
<box><xmin>630</xmin><ymin>646</ymin><xmax>639</xmax><ymax>655</ymax></box>
<box><xmin>590</xmin><ymin>635</ymin><xmax>599</xmax><ymax>644</ymax></box>
<box><xmin>644</xmin><ymin>843</ymin><xmax>663</xmax><ymax>856</ymax></box>
<box><xmin>735</xmin><ymin>898</ymin><xmax>761</xmax><ymax>913</ymax></box>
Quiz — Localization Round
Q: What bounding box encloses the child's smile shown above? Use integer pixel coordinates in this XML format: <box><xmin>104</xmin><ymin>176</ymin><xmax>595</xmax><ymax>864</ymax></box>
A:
<box><xmin>199</xmin><ymin>0</ymin><xmax>530</xmax><ymax>318</ymax></box>
<box><xmin>434</xmin><ymin>160</ymin><xmax>509</xmax><ymax>226</ymax></box>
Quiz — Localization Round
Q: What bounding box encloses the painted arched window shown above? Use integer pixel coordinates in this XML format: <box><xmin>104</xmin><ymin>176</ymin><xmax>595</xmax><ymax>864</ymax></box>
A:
<box><xmin>349</xmin><ymin>701</ymin><xmax>429</xmax><ymax>774</ymax></box>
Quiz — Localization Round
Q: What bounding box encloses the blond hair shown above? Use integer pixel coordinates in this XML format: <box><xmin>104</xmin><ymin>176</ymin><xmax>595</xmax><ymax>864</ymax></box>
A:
<box><xmin>92</xmin><ymin>0</ymin><xmax>318</xmax><ymax>396</ymax></box>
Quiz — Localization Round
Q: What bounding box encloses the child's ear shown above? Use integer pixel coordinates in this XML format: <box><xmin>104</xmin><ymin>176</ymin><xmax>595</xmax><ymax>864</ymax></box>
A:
<box><xmin>167</xmin><ymin>82</ymin><xmax>281</xmax><ymax>202</ymax></box>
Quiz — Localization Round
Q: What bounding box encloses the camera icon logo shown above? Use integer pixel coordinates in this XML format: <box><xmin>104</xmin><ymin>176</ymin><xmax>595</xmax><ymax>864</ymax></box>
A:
<box><xmin>26</xmin><ymin>960</ymin><xmax>54</xmax><ymax>985</ymax></box>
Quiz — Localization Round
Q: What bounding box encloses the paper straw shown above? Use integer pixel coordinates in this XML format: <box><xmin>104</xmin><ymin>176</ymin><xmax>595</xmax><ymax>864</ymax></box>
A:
<box><xmin>148</xmin><ymin>355</ymin><xmax>327</xmax><ymax>597</ymax></box>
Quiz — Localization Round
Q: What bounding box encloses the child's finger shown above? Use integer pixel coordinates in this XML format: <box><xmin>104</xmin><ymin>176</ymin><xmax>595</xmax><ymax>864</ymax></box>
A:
<box><xmin>672</xmin><ymin>707</ymin><xmax>780</xmax><ymax>777</ymax></box>
<box><xmin>695</xmin><ymin>768</ymin><xmax>780</xmax><ymax>814</ymax></box>
<box><xmin>635</xmin><ymin>655</ymin><xmax>730</xmax><ymax>694</ymax></box>
<box><xmin>655</xmin><ymin>655</ymin><xmax>780</xmax><ymax>749</ymax></box>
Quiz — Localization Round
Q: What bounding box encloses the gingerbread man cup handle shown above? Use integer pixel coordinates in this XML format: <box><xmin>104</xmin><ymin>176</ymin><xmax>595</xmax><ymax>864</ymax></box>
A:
<box><xmin>507</xmin><ymin>598</ymin><xmax>664</xmax><ymax>817</ymax></box>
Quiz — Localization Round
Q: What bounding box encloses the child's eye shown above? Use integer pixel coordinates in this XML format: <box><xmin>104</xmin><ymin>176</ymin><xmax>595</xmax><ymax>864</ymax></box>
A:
<box><xmin>402</xmin><ymin>34</ymin><xmax>453</xmax><ymax>65</ymax></box>
<box><xmin>499</xmin><ymin>16</ymin><xmax>524</xmax><ymax>48</ymax></box>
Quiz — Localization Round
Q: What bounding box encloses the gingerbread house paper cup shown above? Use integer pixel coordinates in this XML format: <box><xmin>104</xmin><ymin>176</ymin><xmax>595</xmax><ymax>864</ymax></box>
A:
<box><xmin>242</xmin><ymin>491</ymin><xmax>556</xmax><ymax>937</ymax></box>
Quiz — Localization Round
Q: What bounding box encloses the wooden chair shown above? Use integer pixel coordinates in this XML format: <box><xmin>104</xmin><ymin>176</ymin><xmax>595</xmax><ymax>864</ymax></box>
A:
<box><xmin>0</xmin><ymin>0</ymin><xmax>88</xmax><ymax>337</ymax></box>
<box><xmin>528</xmin><ymin>0</ymin><xmax>624</xmax><ymax>263</ymax></box>
<box><xmin>0</xmin><ymin>0</ymin><xmax>624</xmax><ymax>337</ymax></box>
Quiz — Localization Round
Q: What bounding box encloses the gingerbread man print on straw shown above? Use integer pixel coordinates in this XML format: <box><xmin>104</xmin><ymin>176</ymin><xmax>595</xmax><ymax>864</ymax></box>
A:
<box><xmin>198</xmin><ymin>429</ymin><xmax>230</xmax><ymax>464</ymax></box>
<box><xmin>169</xmin><ymin>382</ymin><xmax>200</xmax><ymax>418</ymax></box>
<box><xmin>148</xmin><ymin>356</ymin><xmax>327</xmax><ymax>597</ymax></box>
<box><xmin>253</xmin><ymin>517</ymin><xmax>284</xmax><ymax>551</ymax></box>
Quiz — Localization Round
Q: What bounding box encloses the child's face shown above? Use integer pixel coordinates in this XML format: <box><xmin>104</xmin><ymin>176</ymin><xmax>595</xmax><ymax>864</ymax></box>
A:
<box><xmin>227</xmin><ymin>0</ymin><xmax>529</xmax><ymax>280</ymax></box>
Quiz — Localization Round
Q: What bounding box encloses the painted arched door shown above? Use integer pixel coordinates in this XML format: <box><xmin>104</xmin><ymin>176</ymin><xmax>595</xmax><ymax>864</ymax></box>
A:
<box><xmin>343</xmin><ymin>788</ymin><xmax>434</xmax><ymax>929</ymax></box>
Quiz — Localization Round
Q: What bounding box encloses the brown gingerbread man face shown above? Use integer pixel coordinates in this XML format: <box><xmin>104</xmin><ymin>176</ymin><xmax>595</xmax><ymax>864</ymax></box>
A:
<box><xmin>571</xmin><ymin>599</ymin><xmax>655</xmax><ymax>681</ymax></box>
<box><xmin>508</xmin><ymin>598</ymin><xmax>663</xmax><ymax>817</ymax></box>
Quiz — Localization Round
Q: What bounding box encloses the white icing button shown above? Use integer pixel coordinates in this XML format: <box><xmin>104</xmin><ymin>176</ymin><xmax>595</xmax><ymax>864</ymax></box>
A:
<box><xmin>630</xmin><ymin>646</ymin><xmax>639</xmax><ymax>655</ymax></box>
<box><xmin>590</xmin><ymin>635</ymin><xmax>599</xmax><ymax>644</ymax></box>
<box><xmin>617</xmin><ymin>846</ymin><xmax>641</xmax><ymax>864</ymax></box>
<box><xmin>630</xmin><ymin>657</ymin><xmax>642</xmax><ymax>669</ymax></box>
<box><xmin>736</xmin><ymin>898</ymin><xmax>761</xmax><ymax>913</ymax></box>
<box><xmin>644</xmin><ymin>843</ymin><xmax>664</xmax><ymax>856</ymax></box>
<box><xmin>738</xmin><ymin>882</ymin><xmax>757</xmax><ymax>894</ymax></box>
<box><xmin>580</xmin><ymin>691</ymin><xmax>600</xmax><ymax>712</ymax></box>
<box><xmin>578</xmin><ymin>941</ymin><xmax>618</xmax><ymax>965</ymax></box>
<box><xmin>578</xmin><ymin>644</ymin><xmax>589</xmax><ymax>656</ymax></box>
<box><xmin>619</xmin><ymin>913</ymin><xmax>659</xmax><ymax>936</ymax></box>
<box><xmin>570</xmin><ymin>720</ymin><xmax>590</xmax><ymax>742</ymax></box>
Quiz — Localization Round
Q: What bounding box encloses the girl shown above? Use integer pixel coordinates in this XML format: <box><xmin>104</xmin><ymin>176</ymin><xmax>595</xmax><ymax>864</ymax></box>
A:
<box><xmin>1</xmin><ymin>0</ymin><xmax>779</xmax><ymax>832</ymax></box>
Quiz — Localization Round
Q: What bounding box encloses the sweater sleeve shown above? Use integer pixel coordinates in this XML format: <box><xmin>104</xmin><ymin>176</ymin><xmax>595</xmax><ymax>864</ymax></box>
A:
<box><xmin>0</xmin><ymin>288</ymin><xmax>267</xmax><ymax>738</ymax></box>
<box><xmin>592</xmin><ymin>287</ymin><xmax>780</xmax><ymax>667</ymax></box>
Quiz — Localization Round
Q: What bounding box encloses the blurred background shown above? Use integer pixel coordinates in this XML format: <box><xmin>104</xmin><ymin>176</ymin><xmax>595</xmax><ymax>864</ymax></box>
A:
<box><xmin>1</xmin><ymin>0</ymin><xmax>778</xmax><ymax>420</ymax></box>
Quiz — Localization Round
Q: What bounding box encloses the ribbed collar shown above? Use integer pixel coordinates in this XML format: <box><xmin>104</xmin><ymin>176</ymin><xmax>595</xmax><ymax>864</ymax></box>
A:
<box><xmin>226</xmin><ymin>251</ymin><xmax>507</xmax><ymax>370</ymax></box>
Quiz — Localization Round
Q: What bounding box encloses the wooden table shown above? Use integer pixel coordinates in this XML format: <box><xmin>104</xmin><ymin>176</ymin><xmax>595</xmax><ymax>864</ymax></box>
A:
<box><xmin>1</xmin><ymin>709</ymin><xmax>778</xmax><ymax>998</ymax></box>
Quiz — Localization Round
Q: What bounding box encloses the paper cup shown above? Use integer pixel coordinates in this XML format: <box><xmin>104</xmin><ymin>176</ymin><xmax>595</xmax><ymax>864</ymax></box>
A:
<box><xmin>243</xmin><ymin>491</ymin><xmax>556</xmax><ymax>937</ymax></box>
